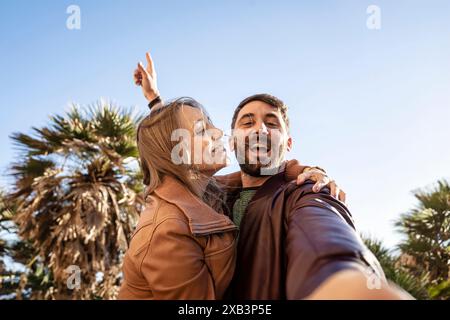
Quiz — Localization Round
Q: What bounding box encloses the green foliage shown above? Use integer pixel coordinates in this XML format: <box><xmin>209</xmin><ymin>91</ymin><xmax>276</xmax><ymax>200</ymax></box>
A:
<box><xmin>395</xmin><ymin>180</ymin><xmax>450</xmax><ymax>299</ymax></box>
<box><xmin>360</xmin><ymin>180</ymin><xmax>450</xmax><ymax>300</ymax></box>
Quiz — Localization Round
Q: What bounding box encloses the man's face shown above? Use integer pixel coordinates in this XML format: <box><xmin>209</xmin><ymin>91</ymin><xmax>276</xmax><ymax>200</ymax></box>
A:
<box><xmin>231</xmin><ymin>101</ymin><xmax>292</xmax><ymax>176</ymax></box>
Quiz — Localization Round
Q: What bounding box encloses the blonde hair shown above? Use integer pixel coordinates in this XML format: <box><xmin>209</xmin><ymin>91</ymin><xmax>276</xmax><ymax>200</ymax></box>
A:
<box><xmin>137</xmin><ymin>97</ymin><xmax>226</xmax><ymax>213</ymax></box>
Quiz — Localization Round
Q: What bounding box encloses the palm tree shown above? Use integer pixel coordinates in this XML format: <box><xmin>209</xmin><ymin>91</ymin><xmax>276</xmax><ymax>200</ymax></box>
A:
<box><xmin>395</xmin><ymin>180</ymin><xmax>450</xmax><ymax>300</ymax></box>
<box><xmin>7</xmin><ymin>101</ymin><xmax>144</xmax><ymax>299</ymax></box>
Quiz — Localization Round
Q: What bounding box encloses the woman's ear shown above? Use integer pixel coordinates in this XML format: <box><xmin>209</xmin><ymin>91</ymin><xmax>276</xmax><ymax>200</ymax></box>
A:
<box><xmin>140</xmin><ymin>157</ymin><xmax>151</xmax><ymax>185</ymax></box>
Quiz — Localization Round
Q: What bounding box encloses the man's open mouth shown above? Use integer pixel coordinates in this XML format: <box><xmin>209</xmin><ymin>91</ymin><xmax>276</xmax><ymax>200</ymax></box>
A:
<box><xmin>248</xmin><ymin>143</ymin><xmax>270</xmax><ymax>153</ymax></box>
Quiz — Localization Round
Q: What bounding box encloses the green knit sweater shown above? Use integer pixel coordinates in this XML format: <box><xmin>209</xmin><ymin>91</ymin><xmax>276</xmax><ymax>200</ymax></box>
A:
<box><xmin>232</xmin><ymin>188</ymin><xmax>258</xmax><ymax>229</ymax></box>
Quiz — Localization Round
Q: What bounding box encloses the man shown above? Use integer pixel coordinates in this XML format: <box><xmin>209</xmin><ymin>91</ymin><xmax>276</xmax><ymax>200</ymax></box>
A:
<box><xmin>223</xmin><ymin>94</ymin><xmax>411</xmax><ymax>299</ymax></box>
<box><xmin>134</xmin><ymin>52</ymin><xmax>411</xmax><ymax>299</ymax></box>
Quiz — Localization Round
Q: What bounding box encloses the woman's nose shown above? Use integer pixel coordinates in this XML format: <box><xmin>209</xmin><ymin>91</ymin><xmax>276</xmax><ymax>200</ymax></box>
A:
<box><xmin>210</xmin><ymin>128</ymin><xmax>223</xmax><ymax>140</ymax></box>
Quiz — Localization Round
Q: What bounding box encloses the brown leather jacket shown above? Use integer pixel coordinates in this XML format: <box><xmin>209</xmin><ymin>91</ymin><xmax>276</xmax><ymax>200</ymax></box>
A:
<box><xmin>118</xmin><ymin>175</ymin><xmax>238</xmax><ymax>300</ymax></box>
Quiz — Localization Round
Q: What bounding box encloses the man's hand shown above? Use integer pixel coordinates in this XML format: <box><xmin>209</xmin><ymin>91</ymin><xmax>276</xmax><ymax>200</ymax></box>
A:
<box><xmin>296</xmin><ymin>167</ymin><xmax>346</xmax><ymax>203</ymax></box>
<box><xmin>306</xmin><ymin>269</ymin><xmax>414</xmax><ymax>300</ymax></box>
<box><xmin>134</xmin><ymin>52</ymin><xmax>160</xmax><ymax>102</ymax></box>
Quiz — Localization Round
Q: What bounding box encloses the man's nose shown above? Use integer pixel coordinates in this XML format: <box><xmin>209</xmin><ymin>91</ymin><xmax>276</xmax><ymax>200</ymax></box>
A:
<box><xmin>256</xmin><ymin>122</ymin><xmax>269</xmax><ymax>135</ymax></box>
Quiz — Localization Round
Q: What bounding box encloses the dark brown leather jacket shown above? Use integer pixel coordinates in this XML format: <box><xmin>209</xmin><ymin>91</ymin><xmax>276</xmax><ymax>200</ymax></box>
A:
<box><xmin>224</xmin><ymin>171</ymin><xmax>385</xmax><ymax>299</ymax></box>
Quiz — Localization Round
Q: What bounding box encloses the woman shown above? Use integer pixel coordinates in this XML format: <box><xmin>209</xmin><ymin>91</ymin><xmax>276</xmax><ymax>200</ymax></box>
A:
<box><xmin>118</xmin><ymin>53</ymin><xmax>342</xmax><ymax>300</ymax></box>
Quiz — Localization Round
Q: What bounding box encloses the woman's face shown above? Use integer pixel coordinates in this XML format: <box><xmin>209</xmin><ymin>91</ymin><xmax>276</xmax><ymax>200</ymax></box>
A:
<box><xmin>178</xmin><ymin>106</ymin><xmax>228</xmax><ymax>175</ymax></box>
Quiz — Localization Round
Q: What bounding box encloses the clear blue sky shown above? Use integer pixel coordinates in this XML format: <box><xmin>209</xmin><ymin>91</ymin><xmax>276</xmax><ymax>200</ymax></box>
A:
<box><xmin>1</xmin><ymin>0</ymin><xmax>449</xmax><ymax>248</ymax></box>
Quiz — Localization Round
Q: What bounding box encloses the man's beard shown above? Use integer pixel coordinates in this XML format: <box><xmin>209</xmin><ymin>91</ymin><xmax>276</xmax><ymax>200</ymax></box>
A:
<box><xmin>238</xmin><ymin>160</ymin><xmax>284</xmax><ymax>177</ymax></box>
<box><xmin>234</xmin><ymin>134</ymin><xmax>284</xmax><ymax>177</ymax></box>
<box><xmin>238</xmin><ymin>162</ymin><xmax>265</xmax><ymax>177</ymax></box>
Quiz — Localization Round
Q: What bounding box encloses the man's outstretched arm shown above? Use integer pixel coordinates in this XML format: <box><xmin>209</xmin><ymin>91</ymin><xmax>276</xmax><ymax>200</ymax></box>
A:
<box><xmin>284</xmin><ymin>183</ymin><xmax>412</xmax><ymax>300</ymax></box>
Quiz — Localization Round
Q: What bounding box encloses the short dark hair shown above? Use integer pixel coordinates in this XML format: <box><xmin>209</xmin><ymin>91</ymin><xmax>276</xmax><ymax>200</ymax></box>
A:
<box><xmin>231</xmin><ymin>93</ymin><xmax>290</xmax><ymax>130</ymax></box>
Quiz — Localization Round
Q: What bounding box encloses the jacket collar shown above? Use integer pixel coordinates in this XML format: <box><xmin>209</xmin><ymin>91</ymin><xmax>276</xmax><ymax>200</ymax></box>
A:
<box><xmin>222</xmin><ymin>161</ymin><xmax>291</xmax><ymax>210</ymax></box>
<box><xmin>249</xmin><ymin>170</ymin><xmax>288</xmax><ymax>203</ymax></box>
<box><xmin>152</xmin><ymin>175</ymin><xmax>237</xmax><ymax>236</ymax></box>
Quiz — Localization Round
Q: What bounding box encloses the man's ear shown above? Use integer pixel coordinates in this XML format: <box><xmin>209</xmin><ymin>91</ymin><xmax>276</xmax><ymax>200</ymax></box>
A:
<box><xmin>286</xmin><ymin>136</ymin><xmax>293</xmax><ymax>152</ymax></box>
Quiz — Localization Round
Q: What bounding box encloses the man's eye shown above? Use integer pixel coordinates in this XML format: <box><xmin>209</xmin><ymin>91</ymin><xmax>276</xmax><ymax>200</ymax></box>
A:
<box><xmin>267</xmin><ymin>122</ymin><xmax>278</xmax><ymax>127</ymax></box>
<box><xmin>242</xmin><ymin>122</ymin><xmax>253</xmax><ymax>126</ymax></box>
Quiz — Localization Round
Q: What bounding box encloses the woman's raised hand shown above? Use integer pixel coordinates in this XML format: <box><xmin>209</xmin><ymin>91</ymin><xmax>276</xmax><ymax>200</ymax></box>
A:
<box><xmin>134</xmin><ymin>52</ymin><xmax>160</xmax><ymax>102</ymax></box>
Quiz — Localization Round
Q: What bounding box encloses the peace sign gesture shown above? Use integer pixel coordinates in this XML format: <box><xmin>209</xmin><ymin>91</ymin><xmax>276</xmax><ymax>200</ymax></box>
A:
<box><xmin>134</xmin><ymin>52</ymin><xmax>160</xmax><ymax>102</ymax></box>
